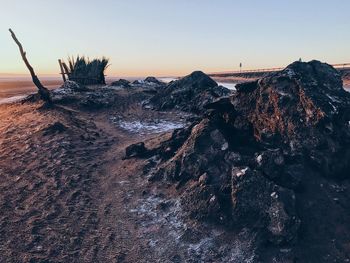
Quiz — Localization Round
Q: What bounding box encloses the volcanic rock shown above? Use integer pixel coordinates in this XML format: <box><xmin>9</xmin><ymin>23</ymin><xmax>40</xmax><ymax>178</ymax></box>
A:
<box><xmin>231</xmin><ymin>167</ymin><xmax>300</xmax><ymax>245</ymax></box>
<box><xmin>149</xmin><ymin>71</ymin><xmax>231</xmax><ymax>113</ymax></box>
<box><xmin>51</xmin><ymin>82</ymin><xmax>150</xmax><ymax>109</ymax></box>
<box><xmin>125</xmin><ymin>142</ymin><xmax>148</xmax><ymax>158</ymax></box>
<box><xmin>144</xmin><ymin>76</ymin><xmax>163</xmax><ymax>85</ymax></box>
<box><xmin>110</xmin><ymin>79</ymin><xmax>131</xmax><ymax>88</ymax></box>
<box><xmin>145</xmin><ymin>60</ymin><xmax>350</xmax><ymax>260</ymax></box>
<box><xmin>60</xmin><ymin>80</ymin><xmax>87</xmax><ymax>92</ymax></box>
<box><xmin>232</xmin><ymin>60</ymin><xmax>350</xmax><ymax>178</ymax></box>
<box><xmin>51</xmin><ymin>81</ymin><xmax>89</xmax><ymax>103</ymax></box>
<box><xmin>51</xmin><ymin>80</ymin><xmax>86</xmax><ymax>97</ymax></box>
<box><xmin>131</xmin><ymin>80</ymin><xmax>139</xmax><ymax>85</ymax></box>
<box><xmin>153</xmin><ymin>118</ymin><xmax>230</xmax><ymax>183</ymax></box>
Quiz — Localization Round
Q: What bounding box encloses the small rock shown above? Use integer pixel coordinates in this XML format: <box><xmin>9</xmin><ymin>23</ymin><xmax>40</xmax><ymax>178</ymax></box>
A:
<box><xmin>125</xmin><ymin>142</ymin><xmax>148</xmax><ymax>158</ymax></box>
<box><xmin>198</xmin><ymin>173</ymin><xmax>209</xmax><ymax>185</ymax></box>
<box><xmin>42</xmin><ymin>122</ymin><xmax>67</xmax><ymax>136</ymax></box>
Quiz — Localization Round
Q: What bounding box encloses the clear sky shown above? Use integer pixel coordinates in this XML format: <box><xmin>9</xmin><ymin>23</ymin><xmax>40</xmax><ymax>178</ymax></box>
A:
<box><xmin>0</xmin><ymin>0</ymin><xmax>349</xmax><ymax>77</ymax></box>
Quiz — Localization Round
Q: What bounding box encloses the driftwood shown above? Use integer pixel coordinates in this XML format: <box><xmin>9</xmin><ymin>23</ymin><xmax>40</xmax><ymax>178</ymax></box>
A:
<box><xmin>58</xmin><ymin>59</ymin><xmax>66</xmax><ymax>82</ymax></box>
<box><xmin>9</xmin><ymin>29</ymin><xmax>52</xmax><ymax>103</ymax></box>
<box><xmin>61</xmin><ymin>62</ymin><xmax>70</xmax><ymax>78</ymax></box>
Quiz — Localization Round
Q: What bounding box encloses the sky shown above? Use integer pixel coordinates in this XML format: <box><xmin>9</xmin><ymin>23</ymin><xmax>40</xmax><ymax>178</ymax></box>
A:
<box><xmin>0</xmin><ymin>0</ymin><xmax>349</xmax><ymax>77</ymax></box>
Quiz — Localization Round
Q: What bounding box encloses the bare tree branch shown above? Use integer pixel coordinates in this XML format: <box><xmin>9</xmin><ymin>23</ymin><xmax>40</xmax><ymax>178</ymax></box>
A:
<box><xmin>9</xmin><ymin>28</ymin><xmax>52</xmax><ymax>103</ymax></box>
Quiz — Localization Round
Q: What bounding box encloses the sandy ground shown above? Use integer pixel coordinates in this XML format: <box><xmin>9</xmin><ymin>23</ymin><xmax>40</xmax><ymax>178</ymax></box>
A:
<box><xmin>0</xmin><ymin>102</ymin><xmax>112</xmax><ymax>262</ymax></box>
<box><xmin>0</xmin><ymin>92</ymin><xmax>256</xmax><ymax>262</ymax></box>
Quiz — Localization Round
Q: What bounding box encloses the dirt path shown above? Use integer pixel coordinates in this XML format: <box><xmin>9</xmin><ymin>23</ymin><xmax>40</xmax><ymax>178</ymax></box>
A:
<box><xmin>84</xmin><ymin>112</ymin><xmax>257</xmax><ymax>262</ymax></box>
<box><xmin>84</xmin><ymin>115</ymin><xmax>160</xmax><ymax>262</ymax></box>
<box><xmin>80</xmin><ymin>112</ymin><xmax>196</xmax><ymax>262</ymax></box>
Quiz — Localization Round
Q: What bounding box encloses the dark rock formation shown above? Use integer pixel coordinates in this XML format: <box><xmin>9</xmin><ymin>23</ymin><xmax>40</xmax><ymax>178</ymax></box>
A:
<box><xmin>42</xmin><ymin>122</ymin><xmax>67</xmax><ymax>136</ymax></box>
<box><xmin>230</xmin><ymin>60</ymin><xmax>350</xmax><ymax>178</ymax></box>
<box><xmin>144</xmin><ymin>61</ymin><xmax>350</xmax><ymax>261</ymax></box>
<box><xmin>231</xmin><ymin>167</ymin><xmax>300</xmax><ymax>245</ymax></box>
<box><xmin>132</xmin><ymin>80</ymin><xmax>145</xmax><ymax>85</ymax></box>
<box><xmin>51</xmin><ymin>81</ymin><xmax>90</xmax><ymax>103</ymax></box>
<box><xmin>149</xmin><ymin>71</ymin><xmax>231</xmax><ymax>114</ymax></box>
<box><xmin>59</xmin><ymin>80</ymin><xmax>88</xmax><ymax>92</ymax></box>
<box><xmin>125</xmin><ymin>142</ymin><xmax>148</xmax><ymax>158</ymax></box>
<box><xmin>144</xmin><ymin>76</ymin><xmax>163</xmax><ymax>85</ymax></box>
<box><xmin>110</xmin><ymin>79</ymin><xmax>131</xmax><ymax>88</ymax></box>
<box><xmin>51</xmin><ymin>82</ymin><xmax>150</xmax><ymax>109</ymax></box>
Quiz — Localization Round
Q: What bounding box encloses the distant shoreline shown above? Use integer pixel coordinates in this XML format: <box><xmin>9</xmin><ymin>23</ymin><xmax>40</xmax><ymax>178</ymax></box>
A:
<box><xmin>0</xmin><ymin>79</ymin><xmax>63</xmax><ymax>99</ymax></box>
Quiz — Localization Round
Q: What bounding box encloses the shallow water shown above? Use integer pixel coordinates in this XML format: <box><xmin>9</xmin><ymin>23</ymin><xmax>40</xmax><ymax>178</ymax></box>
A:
<box><xmin>0</xmin><ymin>95</ymin><xmax>29</xmax><ymax>105</ymax></box>
<box><xmin>217</xmin><ymin>82</ymin><xmax>237</xmax><ymax>90</ymax></box>
<box><xmin>0</xmin><ymin>76</ymin><xmax>63</xmax><ymax>104</ymax></box>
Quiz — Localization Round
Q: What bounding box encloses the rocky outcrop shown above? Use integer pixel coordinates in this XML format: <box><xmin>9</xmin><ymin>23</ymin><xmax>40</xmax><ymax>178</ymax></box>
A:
<box><xmin>144</xmin><ymin>76</ymin><xmax>163</xmax><ymax>85</ymax></box>
<box><xmin>149</xmin><ymin>71</ymin><xmax>231</xmax><ymax>114</ymax></box>
<box><xmin>150</xmin><ymin>115</ymin><xmax>302</xmax><ymax>242</ymax></box>
<box><xmin>52</xmin><ymin>82</ymin><xmax>150</xmax><ymax>109</ymax></box>
<box><xmin>110</xmin><ymin>79</ymin><xmax>131</xmax><ymax>88</ymax></box>
<box><xmin>125</xmin><ymin>142</ymin><xmax>147</xmax><ymax>158</ymax></box>
<box><xmin>231</xmin><ymin>167</ymin><xmax>300</xmax><ymax>245</ymax></box>
<box><xmin>221</xmin><ymin>61</ymin><xmax>350</xmax><ymax>178</ymax></box>
<box><xmin>143</xmin><ymin>61</ymin><xmax>350</xmax><ymax>261</ymax></box>
<box><xmin>55</xmin><ymin>80</ymin><xmax>87</xmax><ymax>93</ymax></box>
<box><xmin>51</xmin><ymin>81</ymin><xmax>89</xmax><ymax>103</ymax></box>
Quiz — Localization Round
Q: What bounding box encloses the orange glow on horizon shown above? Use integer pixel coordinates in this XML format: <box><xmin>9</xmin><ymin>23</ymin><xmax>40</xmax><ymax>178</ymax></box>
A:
<box><xmin>0</xmin><ymin>65</ymin><xmax>285</xmax><ymax>78</ymax></box>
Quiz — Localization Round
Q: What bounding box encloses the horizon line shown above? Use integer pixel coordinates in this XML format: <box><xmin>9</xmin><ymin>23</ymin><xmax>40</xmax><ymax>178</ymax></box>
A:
<box><xmin>2</xmin><ymin>60</ymin><xmax>349</xmax><ymax>79</ymax></box>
